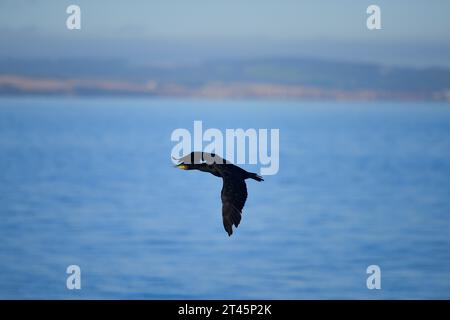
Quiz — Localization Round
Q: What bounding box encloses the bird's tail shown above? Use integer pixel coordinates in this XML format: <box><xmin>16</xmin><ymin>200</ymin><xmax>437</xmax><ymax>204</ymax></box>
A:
<box><xmin>248</xmin><ymin>172</ymin><xmax>264</xmax><ymax>182</ymax></box>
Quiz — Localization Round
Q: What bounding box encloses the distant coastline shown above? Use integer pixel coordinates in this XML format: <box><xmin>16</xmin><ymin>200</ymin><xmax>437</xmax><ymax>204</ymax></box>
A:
<box><xmin>1</xmin><ymin>58</ymin><xmax>449</xmax><ymax>102</ymax></box>
<box><xmin>1</xmin><ymin>75</ymin><xmax>449</xmax><ymax>102</ymax></box>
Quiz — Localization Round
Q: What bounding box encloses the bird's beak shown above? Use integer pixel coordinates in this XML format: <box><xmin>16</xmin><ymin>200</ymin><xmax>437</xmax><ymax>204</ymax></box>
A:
<box><xmin>176</xmin><ymin>163</ymin><xmax>189</xmax><ymax>170</ymax></box>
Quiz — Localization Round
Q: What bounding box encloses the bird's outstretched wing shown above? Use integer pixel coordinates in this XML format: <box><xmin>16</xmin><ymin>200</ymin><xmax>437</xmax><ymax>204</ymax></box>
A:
<box><xmin>221</xmin><ymin>176</ymin><xmax>248</xmax><ymax>236</ymax></box>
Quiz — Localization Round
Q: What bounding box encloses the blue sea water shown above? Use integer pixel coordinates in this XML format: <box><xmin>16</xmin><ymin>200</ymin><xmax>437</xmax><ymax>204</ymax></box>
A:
<box><xmin>0</xmin><ymin>97</ymin><xmax>450</xmax><ymax>299</ymax></box>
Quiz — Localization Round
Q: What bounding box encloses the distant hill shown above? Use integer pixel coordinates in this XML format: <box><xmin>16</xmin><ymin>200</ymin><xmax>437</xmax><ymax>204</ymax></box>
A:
<box><xmin>1</xmin><ymin>58</ymin><xmax>449</xmax><ymax>101</ymax></box>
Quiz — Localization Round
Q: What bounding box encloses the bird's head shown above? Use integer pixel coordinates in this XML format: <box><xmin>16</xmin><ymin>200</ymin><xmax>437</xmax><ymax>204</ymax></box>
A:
<box><xmin>173</xmin><ymin>151</ymin><xmax>227</xmax><ymax>173</ymax></box>
<box><xmin>174</xmin><ymin>151</ymin><xmax>203</xmax><ymax>170</ymax></box>
<box><xmin>175</xmin><ymin>162</ymin><xmax>195</xmax><ymax>170</ymax></box>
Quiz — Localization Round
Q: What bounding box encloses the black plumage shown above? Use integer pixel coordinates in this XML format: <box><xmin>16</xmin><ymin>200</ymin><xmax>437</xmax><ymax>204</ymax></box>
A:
<box><xmin>174</xmin><ymin>152</ymin><xmax>263</xmax><ymax>236</ymax></box>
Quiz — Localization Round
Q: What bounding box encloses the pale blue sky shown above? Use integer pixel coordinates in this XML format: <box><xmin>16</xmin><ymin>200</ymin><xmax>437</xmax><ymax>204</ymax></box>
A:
<box><xmin>1</xmin><ymin>0</ymin><xmax>449</xmax><ymax>66</ymax></box>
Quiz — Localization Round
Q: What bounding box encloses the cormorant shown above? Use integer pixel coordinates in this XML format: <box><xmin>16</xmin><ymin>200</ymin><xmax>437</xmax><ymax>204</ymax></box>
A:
<box><xmin>174</xmin><ymin>152</ymin><xmax>263</xmax><ymax>236</ymax></box>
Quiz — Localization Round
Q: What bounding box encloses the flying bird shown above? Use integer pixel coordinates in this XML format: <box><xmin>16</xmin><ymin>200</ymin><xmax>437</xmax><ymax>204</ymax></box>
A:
<box><xmin>174</xmin><ymin>152</ymin><xmax>263</xmax><ymax>236</ymax></box>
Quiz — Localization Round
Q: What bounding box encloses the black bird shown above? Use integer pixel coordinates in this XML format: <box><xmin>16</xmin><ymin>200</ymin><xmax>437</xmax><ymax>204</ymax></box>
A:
<box><xmin>174</xmin><ymin>152</ymin><xmax>263</xmax><ymax>236</ymax></box>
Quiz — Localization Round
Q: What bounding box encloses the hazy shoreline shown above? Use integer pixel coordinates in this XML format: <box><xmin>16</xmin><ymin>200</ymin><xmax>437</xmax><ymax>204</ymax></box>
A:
<box><xmin>1</xmin><ymin>76</ymin><xmax>449</xmax><ymax>102</ymax></box>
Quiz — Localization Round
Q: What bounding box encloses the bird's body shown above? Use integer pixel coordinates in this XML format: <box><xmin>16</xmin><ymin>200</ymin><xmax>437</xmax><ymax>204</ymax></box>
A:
<box><xmin>175</xmin><ymin>152</ymin><xmax>263</xmax><ymax>236</ymax></box>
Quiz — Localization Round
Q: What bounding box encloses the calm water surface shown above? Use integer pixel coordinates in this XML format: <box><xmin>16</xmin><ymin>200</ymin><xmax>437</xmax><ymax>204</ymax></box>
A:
<box><xmin>0</xmin><ymin>97</ymin><xmax>449</xmax><ymax>299</ymax></box>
